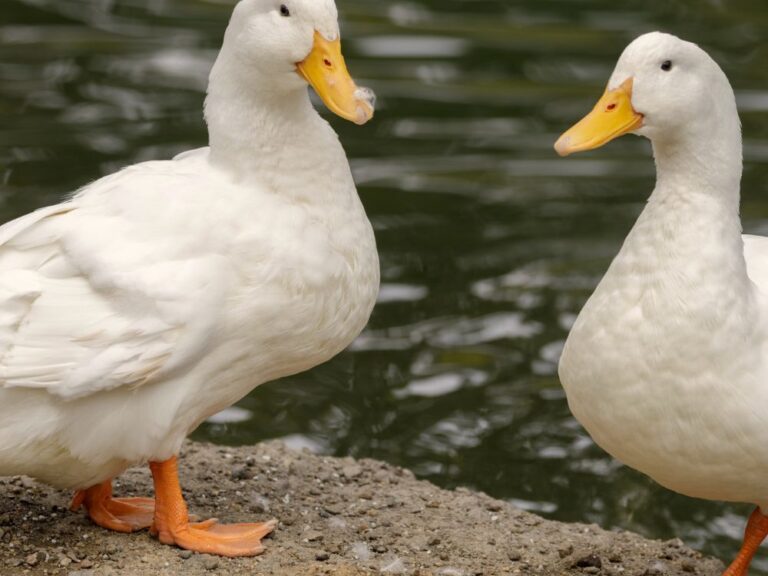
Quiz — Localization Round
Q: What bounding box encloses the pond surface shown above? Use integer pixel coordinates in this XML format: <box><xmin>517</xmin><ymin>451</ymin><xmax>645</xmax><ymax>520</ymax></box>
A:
<box><xmin>2</xmin><ymin>0</ymin><xmax>768</xmax><ymax>569</ymax></box>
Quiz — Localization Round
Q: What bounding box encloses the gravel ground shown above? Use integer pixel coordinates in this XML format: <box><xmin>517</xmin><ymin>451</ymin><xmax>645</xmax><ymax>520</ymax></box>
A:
<box><xmin>0</xmin><ymin>441</ymin><xmax>724</xmax><ymax>576</ymax></box>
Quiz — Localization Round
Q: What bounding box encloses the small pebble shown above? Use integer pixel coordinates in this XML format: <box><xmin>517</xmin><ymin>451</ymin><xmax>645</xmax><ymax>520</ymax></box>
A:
<box><xmin>558</xmin><ymin>544</ymin><xmax>574</xmax><ymax>559</ymax></box>
<box><xmin>25</xmin><ymin>552</ymin><xmax>40</xmax><ymax>566</ymax></box>
<box><xmin>681</xmin><ymin>560</ymin><xmax>696</xmax><ymax>573</ymax></box>
<box><xmin>342</xmin><ymin>465</ymin><xmax>363</xmax><ymax>479</ymax></box>
<box><xmin>306</xmin><ymin>530</ymin><xmax>324</xmax><ymax>542</ymax></box>
<box><xmin>315</xmin><ymin>551</ymin><xmax>330</xmax><ymax>561</ymax></box>
<box><xmin>179</xmin><ymin>550</ymin><xmax>194</xmax><ymax>560</ymax></box>
<box><xmin>644</xmin><ymin>560</ymin><xmax>668</xmax><ymax>576</ymax></box>
<box><xmin>666</xmin><ymin>538</ymin><xmax>684</xmax><ymax>549</ymax></box>
<box><xmin>202</xmin><ymin>555</ymin><xmax>219</xmax><ymax>570</ymax></box>
<box><xmin>231</xmin><ymin>466</ymin><xmax>250</xmax><ymax>481</ymax></box>
<box><xmin>574</xmin><ymin>554</ymin><xmax>602</xmax><ymax>569</ymax></box>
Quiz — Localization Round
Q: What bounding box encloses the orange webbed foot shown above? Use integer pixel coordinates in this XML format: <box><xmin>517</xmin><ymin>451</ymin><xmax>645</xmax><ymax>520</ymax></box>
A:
<box><xmin>155</xmin><ymin>518</ymin><xmax>277</xmax><ymax>557</ymax></box>
<box><xmin>71</xmin><ymin>480</ymin><xmax>154</xmax><ymax>533</ymax></box>
<box><xmin>149</xmin><ymin>456</ymin><xmax>276</xmax><ymax>557</ymax></box>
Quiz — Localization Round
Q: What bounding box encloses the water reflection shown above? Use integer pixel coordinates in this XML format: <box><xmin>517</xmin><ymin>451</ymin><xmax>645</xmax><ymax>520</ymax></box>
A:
<box><xmin>2</xmin><ymin>0</ymin><xmax>768</xmax><ymax>570</ymax></box>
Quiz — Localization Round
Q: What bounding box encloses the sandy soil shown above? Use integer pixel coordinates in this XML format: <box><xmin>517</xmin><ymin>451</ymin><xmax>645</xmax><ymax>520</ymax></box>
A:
<box><xmin>0</xmin><ymin>441</ymin><xmax>724</xmax><ymax>576</ymax></box>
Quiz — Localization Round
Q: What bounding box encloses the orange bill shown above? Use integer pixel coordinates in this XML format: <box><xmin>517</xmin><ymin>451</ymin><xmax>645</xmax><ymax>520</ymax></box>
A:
<box><xmin>297</xmin><ymin>32</ymin><xmax>375</xmax><ymax>125</ymax></box>
<box><xmin>555</xmin><ymin>78</ymin><xmax>644</xmax><ymax>157</ymax></box>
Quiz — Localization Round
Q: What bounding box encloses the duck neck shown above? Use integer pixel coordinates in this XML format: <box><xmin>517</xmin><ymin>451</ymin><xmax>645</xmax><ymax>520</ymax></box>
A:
<box><xmin>641</xmin><ymin>112</ymin><xmax>745</xmax><ymax>276</ymax></box>
<box><xmin>616</xmin><ymin>110</ymin><xmax>752</xmax><ymax>317</ymax></box>
<box><xmin>650</xmin><ymin>118</ymin><xmax>742</xmax><ymax>213</ymax></box>
<box><xmin>203</xmin><ymin>53</ymin><xmax>350</xmax><ymax>201</ymax></box>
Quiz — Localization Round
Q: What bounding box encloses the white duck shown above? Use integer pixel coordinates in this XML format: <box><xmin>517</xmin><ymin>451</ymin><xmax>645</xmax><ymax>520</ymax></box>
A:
<box><xmin>0</xmin><ymin>0</ymin><xmax>378</xmax><ymax>557</ymax></box>
<box><xmin>556</xmin><ymin>32</ymin><xmax>768</xmax><ymax>576</ymax></box>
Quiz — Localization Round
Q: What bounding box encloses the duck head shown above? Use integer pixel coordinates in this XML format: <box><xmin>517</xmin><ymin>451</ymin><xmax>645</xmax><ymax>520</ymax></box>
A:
<box><xmin>214</xmin><ymin>0</ymin><xmax>375</xmax><ymax>125</ymax></box>
<box><xmin>555</xmin><ymin>32</ymin><xmax>737</xmax><ymax>156</ymax></box>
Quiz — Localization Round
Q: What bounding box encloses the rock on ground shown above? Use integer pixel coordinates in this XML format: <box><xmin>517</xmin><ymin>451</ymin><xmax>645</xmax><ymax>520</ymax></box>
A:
<box><xmin>0</xmin><ymin>441</ymin><xmax>723</xmax><ymax>576</ymax></box>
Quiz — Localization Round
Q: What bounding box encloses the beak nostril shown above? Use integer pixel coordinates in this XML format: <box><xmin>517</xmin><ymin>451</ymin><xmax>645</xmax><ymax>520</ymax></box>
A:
<box><xmin>323</xmin><ymin>58</ymin><xmax>332</xmax><ymax>68</ymax></box>
<box><xmin>607</xmin><ymin>103</ymin><xmax>617</xmax><ymax>111</ymax></box>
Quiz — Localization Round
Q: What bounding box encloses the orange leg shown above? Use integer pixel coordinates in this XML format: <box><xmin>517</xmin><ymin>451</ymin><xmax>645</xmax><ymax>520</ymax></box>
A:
<box><xmin>723</xmin><ymin>507</ymin><xmax>768</xmax><ymax>576</ymax></box>
<box><xmin>148</xmin><ymin>456</ymin><xmax>276</xmax><ymax>557</ymax></box>
<box><xmin>70</xmin><ymin>480</ymin><xmax>154</xmax><ymax>533</ymax></box>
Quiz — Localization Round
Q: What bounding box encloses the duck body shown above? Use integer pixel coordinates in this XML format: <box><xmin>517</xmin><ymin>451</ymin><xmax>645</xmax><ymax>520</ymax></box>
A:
<box><xmin>560</xmin><ymin>189</ymin><xmax>768</xmax><ymax>507</ymax></box>
<box><xmin>556</xmin><ymin>30</ymin><xmax>768</xmax><ymax>575</ymax></box>
<box><xmin>0</xmin><ymin>128</ymin><xmax>378</xmax><ymax>490</ymax></box>
<box><xmin>0</xmin><ymin>1</ymin><xmax>379</xmax><ymax>552</ymax></box>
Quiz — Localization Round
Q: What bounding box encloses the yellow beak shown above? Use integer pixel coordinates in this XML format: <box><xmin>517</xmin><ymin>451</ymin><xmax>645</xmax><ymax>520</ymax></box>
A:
<box><xmin>297</xmin><ymin>32</ymin><xmax>375</xmax><ymax>125</ymax></box>
<box><xmin>554</xmin><ymin>78</ymin><xmax>644</xmax><ymax>157</ymax></box>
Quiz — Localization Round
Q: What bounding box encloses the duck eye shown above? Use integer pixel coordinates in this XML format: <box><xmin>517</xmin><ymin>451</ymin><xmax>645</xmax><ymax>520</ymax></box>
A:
<box><xmin>661</xmin><ymin>60</ymin><xmax>673</xmax><ymax>72</ymax></box>
<box><xmin>280</xmin><ymin>4</ymin><xmax>290</xmax><ymax>17</ymax></box>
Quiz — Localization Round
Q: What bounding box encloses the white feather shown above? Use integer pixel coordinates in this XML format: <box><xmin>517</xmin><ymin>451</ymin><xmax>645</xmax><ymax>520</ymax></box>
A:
<box><xmin>559</xmin><ymin>33</ymin><xmax>768</xmax><ymax>510</ymax></box>
<box><xmin>0</xmin><ymin>0</ymin><xmax>379</xmax><ymax>489</ymax></box>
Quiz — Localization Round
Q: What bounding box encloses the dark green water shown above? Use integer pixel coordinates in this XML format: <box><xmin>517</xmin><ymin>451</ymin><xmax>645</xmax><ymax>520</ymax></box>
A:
<box><xmin>2</xmin><ymin>0</ymin><xmax>768</xmax><ymax>568</ymax></box>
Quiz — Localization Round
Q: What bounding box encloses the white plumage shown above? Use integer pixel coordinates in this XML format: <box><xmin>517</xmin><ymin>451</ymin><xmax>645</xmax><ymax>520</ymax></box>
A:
<box><xmin>556</xmin><ymin>31</ymin><xmax>768</xmax><ymax>576</ymax></box>
<box><xmin>0</xmin><ymin>0</ymin><xmax>379</xmax><ymax>494</ymax></box>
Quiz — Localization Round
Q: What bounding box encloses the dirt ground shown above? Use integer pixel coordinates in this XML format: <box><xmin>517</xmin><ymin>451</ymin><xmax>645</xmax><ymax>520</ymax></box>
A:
<box><xmin>0</xmin><ymin>441</ymin><xmax>724</xmax><ymax>576</ymax></box>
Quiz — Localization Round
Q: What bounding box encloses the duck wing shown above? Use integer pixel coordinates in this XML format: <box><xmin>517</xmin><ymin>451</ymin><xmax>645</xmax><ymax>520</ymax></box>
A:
<box><xmin>0</xmin><ymin>161</ymin><xmax>226</xmax><ymax>400</ymax></box>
